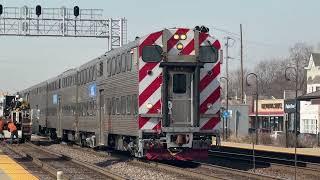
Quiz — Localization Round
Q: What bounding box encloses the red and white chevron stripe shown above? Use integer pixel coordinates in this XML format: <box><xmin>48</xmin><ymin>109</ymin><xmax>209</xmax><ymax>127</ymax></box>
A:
<box><xmin>138</xmin><ymin>31</ymin><xmax>163</xmax><ymax>130</ymax></box>
<box><xmin>199</xmin><ymin>35</ymin><xmax>221</xmax><ymax>131</ymax></box>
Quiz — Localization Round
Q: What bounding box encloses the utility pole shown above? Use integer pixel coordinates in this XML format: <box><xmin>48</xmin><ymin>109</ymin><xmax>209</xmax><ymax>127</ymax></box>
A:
<box><xmin>225</xmin><ymin>37</ymin><xmax>230</xmax><ymax>139</ymax></box>
<box><xmin>240</xmin><ymin>24</ymin><xmax>244</xmax><ymax>104</ymax></box>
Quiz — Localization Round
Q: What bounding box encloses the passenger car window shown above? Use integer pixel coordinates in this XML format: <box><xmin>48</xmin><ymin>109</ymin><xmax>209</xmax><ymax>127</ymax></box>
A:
<box><xmin>99</xmin><ymin>61</ymin><xmax>104</xmax><ymax>77</ymax></box>
<box><xmin>111</xmin><ymin>97</ymin><xmax>116</xmax><ymax>115</ymax></box>
<box><xmin>121</xmin><ymin>53</ymin><xmax>126</xmax><ymax>72</ymax></box>
<box><xmin>126</xmin><ymin>51</ymin><xmax>132</xmax><ymax>71</ymax></box>
<box><xmin>111</xmin><ymin>57</ymin><xmax>116</xmax><ymax>75</ymax></box>
<box><xmin>116</xmin><ymin>97</ymin><xmax>120</xmax><ymax>115</ymax></box>
<box><xmin>126</xmin><ymin>95</ymin><xmax>131</xmax><ymax>114</ymax></box>
<box><xmin>116</xmin><ymin>55</ymin><xmax>121</xmax><ymax>74</ymax></box>
<box><xmin>121</xmin><ymin>96</ymin><xmax>126</xmax><ymax>115</ymax></box>
<box><xmin>107</xmin><ymin>59</ymin><xmax>111</xmax><ymax>77</ymax></box>
<box><xmin>132</xmin><ymin>94</ymin><xmax>138</xmax><ymax>115</ymax></box>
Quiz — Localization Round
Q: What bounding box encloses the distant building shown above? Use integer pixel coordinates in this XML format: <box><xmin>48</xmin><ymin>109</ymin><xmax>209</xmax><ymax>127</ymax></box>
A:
<box><xmin>298</xmin><ymin>53</ymin><xmax>320</xmax><ymax>134</ymax></box>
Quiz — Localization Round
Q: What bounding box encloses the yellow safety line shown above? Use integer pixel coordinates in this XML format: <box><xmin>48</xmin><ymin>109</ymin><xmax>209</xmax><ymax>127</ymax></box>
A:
<box><xmin>0</xmin><ymin>155</ymin><xmax>38</xmax><ymax>180</ymax></box>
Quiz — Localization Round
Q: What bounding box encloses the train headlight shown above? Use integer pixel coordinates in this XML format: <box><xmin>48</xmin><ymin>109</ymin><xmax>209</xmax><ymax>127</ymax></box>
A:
<box><xmin>207</xmin><ymin>103</ymin><xmax>213</xmax><ymax>109</ymax></box>
<box><xmin>146</xmin><ymin>103</ymin><xmax>153</xmax><ymax>109</ymax></box>
<box><xmin>173</xmin><ymin>34</ymin><xmax>180</xmax><ymax>40</ymax></box>
<box><xmin>177</xmin><ymin>43</ymin><xmax>183</xmax><ymax>50</ymax></box>
<box><xmin>180</xmin><ymin>34</ymin><xmax>187</xmax><ymax>40</ymax></box>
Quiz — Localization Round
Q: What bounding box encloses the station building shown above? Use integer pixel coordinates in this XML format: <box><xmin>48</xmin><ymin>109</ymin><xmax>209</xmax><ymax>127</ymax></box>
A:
<box><xmin>249</xmin><ymin>99</ymin><xmax>285</xmax><ymax>132</ymax></box>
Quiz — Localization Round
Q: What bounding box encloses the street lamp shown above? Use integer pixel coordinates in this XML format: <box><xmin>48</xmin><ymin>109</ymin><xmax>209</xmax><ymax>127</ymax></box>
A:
<box><xmin>220</xmin><ymin>76</ymin><xmax>228</xmax><ymax>140</ymax></box>
<box><xmin>246</xmin><ymin>72</ymin><xmax>258</xmax><ymax>172</ymax></box>
<box><xmin>285</xmin><ymin>66</ymin><xmax>298</xmax><ymax>180</ymax></box>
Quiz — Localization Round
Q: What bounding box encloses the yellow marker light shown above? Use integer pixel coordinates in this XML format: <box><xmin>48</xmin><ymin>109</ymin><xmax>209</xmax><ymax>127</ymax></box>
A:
<box><xmin>176</xmin><ymin>43</ymin><xmax>184</xmax><ymax>50</ymax></box>
<box><xmin>173</xmin><ymin>34</ymin><xmax>180</xmax><ymax>40</ymax></box>
<box><xmin>180</xmin><ymin>34</ymin><xmax>187</xmax><ymax>40</ymax></box>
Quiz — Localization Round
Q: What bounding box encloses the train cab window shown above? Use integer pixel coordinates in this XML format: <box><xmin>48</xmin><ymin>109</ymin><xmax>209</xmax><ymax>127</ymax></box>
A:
<box><xmin>126</xmin><ymin>51</ymin><xmax>132</xmax><ymax>71</ymax></box>
<box><xmin>121</xmin><ymin>53</ymin><xmax>126</xmax><ymax>72</ymax></box>
<box><xmin>107</xmin><ymin>59</ymin><xmax>111</xmax><ymax>76</ymax></box>
<box><xmin>173</xmin><ymin>74</ymin><xmax>186</xmax><ymax>94</ymax></box>
<box><xmin>142</xmin><ymin>45</ymin><xmax>163</xmax><ymax>62</ymax></box>
<box><xmin>111</xmin><ymin>57</ymin><xmax>116</xmax><ymax>75</ymax></box>
<box><xmin>116</xmin><ymin>55</ymin><xmax>121</xmax><ymax>74</ymax></box>
<box><xmin>199</xmin><ymin>46</ymin><xmax>218</xmax><ymax>63</ymax></box>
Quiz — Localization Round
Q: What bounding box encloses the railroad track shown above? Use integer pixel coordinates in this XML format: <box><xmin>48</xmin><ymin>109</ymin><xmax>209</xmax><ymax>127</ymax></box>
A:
<box><xmin>209</xmin><ymin>149</ymin><xmax>320</xmax><ymax>175</ymax></box>
<box><xmin>1</xmin><ymin>145</ymin><xmax>55</xmax><ymax>180</ymax></box>
<box><xmin>6</xmin><ymin>143</ymin><xmax>127</xmax><ymax>180</ymax></box>
<box><xmin>57</xmin><ymin>143</ymin><xmax>282</xmax><ymax>180</ymax></box>
<box><xmin>132</xmin><ymin>159</ymin><xmax>282</xmax><ymax>180</ymax></box>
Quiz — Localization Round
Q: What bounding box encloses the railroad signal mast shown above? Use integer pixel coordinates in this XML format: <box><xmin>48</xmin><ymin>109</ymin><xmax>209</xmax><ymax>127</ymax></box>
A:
<box><xmin>0</xmin><ymin>5</ymin><xmax>127</xmax><ymax>50</ymax></box>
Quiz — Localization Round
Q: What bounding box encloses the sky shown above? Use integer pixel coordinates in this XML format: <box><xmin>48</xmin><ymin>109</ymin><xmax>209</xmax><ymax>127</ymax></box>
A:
<box><xmin>0</xmin><ymin>0</ymin><xmax>319</xmax><ymax>93</ymax></box>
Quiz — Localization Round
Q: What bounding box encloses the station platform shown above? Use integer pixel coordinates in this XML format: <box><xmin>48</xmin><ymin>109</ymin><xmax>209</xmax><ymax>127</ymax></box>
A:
<box><xmin>0</xmin><ymin>149</ymin><xmax>38</xmax><ymax>180</ymax></box>
<box><xmin>221</xmin><ymin>141</ymin><xmax>320</xmax><ymax>157</ymax></box>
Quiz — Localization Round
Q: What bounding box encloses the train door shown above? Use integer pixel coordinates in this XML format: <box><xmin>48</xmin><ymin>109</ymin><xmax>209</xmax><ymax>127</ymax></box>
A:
<box><xmin>168</xmin><ymin>71</ymin><xmax>193</xmax><ymax>126</ymax></box>
<box><xmin>98</xmin><ymin>89</ymin><xmax>104</xmax><ymax>145</ymax></box>
<box><xmin>57</xmin><ymin>95</ymin><xmax>62</xmax><ymax>138</ymax></box>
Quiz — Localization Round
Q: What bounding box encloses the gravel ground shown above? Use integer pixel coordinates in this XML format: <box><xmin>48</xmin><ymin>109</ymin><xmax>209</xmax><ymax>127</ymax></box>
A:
<box><xmin>42</xmin><ymin>144</ymin><xmax>185</xmax><ymax>180</ymax></box>
<box><xmin>249</xmin><ymin>167</ymin><xmax>320</xmax><ymax>180</ymax></box>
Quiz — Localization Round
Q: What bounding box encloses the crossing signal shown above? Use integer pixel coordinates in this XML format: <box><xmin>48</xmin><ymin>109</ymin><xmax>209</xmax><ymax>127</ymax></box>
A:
<box><xmin>0</xmin><ymin>4</ymin><xmax>3</xmax><ymax>15</ymax></box>
<box><xmin>36</xmin><ymin>5</ymin><xmax>41</xmax><ymax>16</ymax></box>
<box><xmin>74</xmin><ymin>6</ymin><xmax>79</xmax><ymax>17</ymax></box>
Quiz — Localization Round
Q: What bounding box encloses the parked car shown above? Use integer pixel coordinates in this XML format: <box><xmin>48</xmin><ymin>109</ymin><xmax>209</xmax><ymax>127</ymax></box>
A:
<box><xmin>270</xmin><ymin>131</ymin><xmax>284</xmax><ymax>140</ymax></box>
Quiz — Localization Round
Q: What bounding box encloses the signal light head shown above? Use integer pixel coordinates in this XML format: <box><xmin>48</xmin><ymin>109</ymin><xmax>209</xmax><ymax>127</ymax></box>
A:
<box><xmin>0</xmin><ymin>4</ymin><xmax>3</xmax><ymax>15</ymax></box>
<box><xmin>36</xmin><ymin>5</ymin><xmax>41</xmax><ymax>17</ymax></box>
<box><xmin>74</xmin><ymin>6</ymin><xmax>80</xmax><ymax>17</ymax></box>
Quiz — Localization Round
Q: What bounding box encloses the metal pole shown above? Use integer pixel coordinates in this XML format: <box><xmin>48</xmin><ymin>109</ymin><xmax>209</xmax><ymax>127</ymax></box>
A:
<box><xmin>246</xmin><ymin>73</ymin><xmax>258</xmax><ymax>172</ymax></box>
<box><xmin>255</xmin><ymin>76</ymin><xmax>259</xmax><ymax>145</ymax></box>
<box><xmin>294</xmin><ymin>64</ymin><xmax>298</xmax><ymax>180</ymax></box>
<box><xmin>220</xmin><ymin>77</ymin><xmax>228</xmax><ymax>140</ymax></box>
<box><xmin>225</xmin><ymin>38</ymin><xmax>229</xmax><ymax>140</ymax></box>
<box><xmin>226</xmin><ymin>78</ymin><xmax>229</xmax><ymax>139</ymax></box>
<box><xmin>240</xmin><ymin>24</ymin><xmax>244</xmax><ymax>104</ymax></box>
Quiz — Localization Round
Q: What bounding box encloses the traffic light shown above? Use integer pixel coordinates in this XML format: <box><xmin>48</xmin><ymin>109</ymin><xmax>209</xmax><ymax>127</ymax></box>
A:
<box><xmin>36</xmin><ymin>5</ymin><xmax>41</xmax><ymax>16</ymax></box>
<box><xmin>0</xmin><ymin>4</ymin><xmax>3</xmax><ymax>15</ymax></box>
<box><xmin>74</xmin><ymin>6</ymin><xmax>79</xmax><ymax>17</ymax></box>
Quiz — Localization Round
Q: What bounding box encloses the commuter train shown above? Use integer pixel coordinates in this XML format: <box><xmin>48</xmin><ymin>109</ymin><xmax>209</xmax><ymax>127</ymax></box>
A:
<box><xmin>19</xmin><ymin>27</ymin><xmax>222</xmax><ymax>160</ymax></box>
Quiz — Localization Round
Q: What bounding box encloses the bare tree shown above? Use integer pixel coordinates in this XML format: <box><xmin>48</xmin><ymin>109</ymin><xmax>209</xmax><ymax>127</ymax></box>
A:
<box><xmin>288</xmin><ymin>43</ymin><xmax>313</xmax><ymax>93</ymax></box>
<box><xmin>226</xmin><ymin>42</ymin><xmax>313</xmax><ymax>101</ymax></box>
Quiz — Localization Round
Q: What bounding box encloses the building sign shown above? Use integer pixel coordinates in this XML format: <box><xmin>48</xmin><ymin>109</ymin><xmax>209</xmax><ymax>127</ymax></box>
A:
<box><xmin>255</xmin><ymin>99</ymin><xmax>284</xmax><ymax>114</ymax></box>
<box><xmin>261</xmin><ymin>103</ymin><xmax>282</xmax><ymax>109</ymax></box>
<box><xmin>89</xmin><ymin>84</ymin><xmax>97</xmax><ymax>97</ymax></box>
<box><xmin>53</xmin><ymin>94</ymin><xmax>58</xmax><ymax>104</ymax></box>
<box><xmin>284</xmin><ymin>99</ymin><xmax>298</xmax><ymax>113</ymax></box>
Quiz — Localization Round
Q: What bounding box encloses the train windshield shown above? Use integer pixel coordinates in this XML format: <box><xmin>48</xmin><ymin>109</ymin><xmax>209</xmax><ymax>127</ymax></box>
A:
<box><xmin>199</xmin><ymin>46</ymin><xmax>218</xmax><ymax>63</ymax></box>
<box><xmin>142</xmin><ymin>45</ymin><xmax>163</xmax><ymax>62</ymax></box>
<box><xmin>173</xmin><ymin>74</ymin><xmax>186</xmax><ymax>94</ymax></box>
